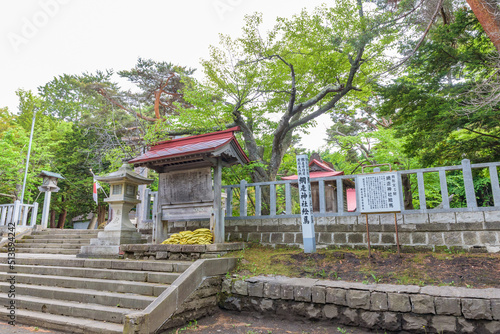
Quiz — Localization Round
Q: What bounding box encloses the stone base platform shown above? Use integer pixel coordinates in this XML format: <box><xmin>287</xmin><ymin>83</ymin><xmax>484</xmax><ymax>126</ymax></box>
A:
<box><xmin>121</xmin><ymin>242</ymin><xmax>245</xmax><ymax>261</ymax></box>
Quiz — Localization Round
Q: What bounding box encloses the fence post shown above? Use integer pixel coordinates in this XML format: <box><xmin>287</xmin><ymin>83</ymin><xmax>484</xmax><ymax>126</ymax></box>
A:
<box><xmin>30</xmin><ymin>202</ymin><xmax>39</xmax><ymax>227</ymax></box>
<box><xmin>0</xmin><ymin>206</ymin><xmax>6</xmax><ymax>226</ymax></box>
<box><xmin>462</xmin><ymin>159</ymin><xmax>477</xmax><ymax>209</ymax></box>
<box><xmin>489</xmin><ymin>165</ymin><xmax>500</xmax><ymax>207</ymax></box>
<box><xmin>285</xmin><ymin>183</ymin><xmax>292</xmax><ymax>215</ymax></box>
<box><xmin>270</xmin><ymin>184</ymin><xmax>276</xmax><ymax>216</ymax></box>
<box><xmin>142</xmin><ymin>188</ymin><xmax>151</xmax><ymax>222</ymax></box>
<box><xmin>21</xmin><ymin>205</ymin><xmax>28</xmax><ymax>227</ymax></box>
<box><xmin>226</xmin><ymin>188</ymin><xmax>233</xmax><ymax>217</ymax></box>
<box><xmin>336</xmin><ymin>178</ymin><xmax>344</xmax><ymax>214</ymax></box>
<box><xmin>12</xmin><ymin>200</ymin><xmax>21</xmax><ymax>227</ymax></box>
<box><xmin>438</xmin><ymin>169</ymin><xmax>450</xmax><ymax>209</ymax></box>
<box><xmin>318</xmin><ymin>180</ymin><xmax>326</xmax><ymax>214</ymax></box>
<box><xmin>239</xmin><ymin>180</ymin><xmax>247</xmax><ymax>217</ymax></box>
<box><xmin>254</xmin><ymin>186</ymin><xmax>261</xmax><ymax>216</ymax></box>
<box><xmin>416</xmin><ymin>172</ymin><xmax>427</xmax><ymax>210</ymax></box>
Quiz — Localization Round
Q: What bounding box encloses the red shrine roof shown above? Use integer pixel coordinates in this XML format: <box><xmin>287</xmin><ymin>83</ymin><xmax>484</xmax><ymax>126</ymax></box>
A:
<box><xmin>129</xmin><ymin>126</ymin><xmax>250</xmax><ymax>166</ymax></box>
<box><xmin>281</xmin><ymin>159</ymin><xmax>344</xmax><ymax>180</ymax></box>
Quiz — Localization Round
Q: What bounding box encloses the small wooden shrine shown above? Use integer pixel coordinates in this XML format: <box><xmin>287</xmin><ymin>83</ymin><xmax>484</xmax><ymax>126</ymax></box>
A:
<box><xmin>282</xmin><ymin>155</ymin><xmax>356</xmax><ymax>212</ymax></box>
<box><xmin>129</xmin><ymin>127</ymin><xmax>250</xmax><ymax>243</ymax></box>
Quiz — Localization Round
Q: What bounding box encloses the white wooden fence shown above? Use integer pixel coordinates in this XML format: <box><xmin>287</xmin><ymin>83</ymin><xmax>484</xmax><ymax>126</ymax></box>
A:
<box><xmin>0</xmin><ymin>200</ymin><xmax>39</xmax><ymax>228</ymax></box>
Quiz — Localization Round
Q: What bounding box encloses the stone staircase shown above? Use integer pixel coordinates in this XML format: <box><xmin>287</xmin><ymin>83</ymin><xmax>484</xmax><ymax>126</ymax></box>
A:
<box><xmin>0</xmin><ymin>254</ymin><xmax>191</xmax><ymax>333</ymax></box>
<box><xmin>12</xmin><ymin>229</ymin><xmax>99</xmax><ymax>255</ymax></box>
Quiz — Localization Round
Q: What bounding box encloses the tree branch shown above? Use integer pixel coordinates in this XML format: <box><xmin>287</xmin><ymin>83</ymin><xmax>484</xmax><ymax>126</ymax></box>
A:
<box><xmin>462</xmin><ymin>127</ymin><xmax>500</xmax><ymax>140</ymax></box>
<box><xmin>370</xmin><ymin>0</ymin><xmax>445</xmax><ymax>80</ymax></box>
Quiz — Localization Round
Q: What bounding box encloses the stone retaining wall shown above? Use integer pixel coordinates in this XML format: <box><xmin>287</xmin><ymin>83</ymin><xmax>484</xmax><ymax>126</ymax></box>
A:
<box><xmin>159</xmin><ymin>276</ymin><xmax>221</xmax><ymax>332</ymax></box>
<box><xmin>226</xmin><ymin>211</ymin><xmax>500</xmax><ymax>252</ymax></box>
<box><xmin>121</xmin><ymin>243</ymin><xmax>245</xmax><ymax>261</ymax></box>
<box><xmin>220</xmin><ymin>276</ymin><xmax>500</xmax><ymax>333</ymax></box>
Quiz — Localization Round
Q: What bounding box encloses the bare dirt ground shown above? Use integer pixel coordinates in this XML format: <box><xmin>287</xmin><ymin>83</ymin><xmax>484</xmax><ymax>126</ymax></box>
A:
<box><xmin>0</xmin><ymin>321</ymin><xmax>66</xmax><ymax>334</ymax></box>
<box><xmin>166</xmin><ymin>309</ymin><xmax>380</xmax><ymax>334</ymax></box>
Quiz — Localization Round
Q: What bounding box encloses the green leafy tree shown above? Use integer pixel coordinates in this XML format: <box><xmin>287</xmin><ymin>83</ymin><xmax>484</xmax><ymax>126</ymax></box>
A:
<box><xmin>377</xmin><ymin>8</ymin><xmax>500</xmax><ymax>167</ymax></box>
<box><xmin>162</xmin><ymin>1</ymin><xmax>411</xmax><ymax>183</ymax></box>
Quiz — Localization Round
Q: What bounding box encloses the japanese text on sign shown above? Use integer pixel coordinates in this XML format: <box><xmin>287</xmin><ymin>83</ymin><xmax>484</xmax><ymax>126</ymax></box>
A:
<box><xmin>296</xmin><ymin>155</ymin><xmax>314</xmax><ymax>238</ymax></box>
<box><xmin>357</xmin><ymin>172</ymin><xmax>401</xmax><ymax>213</ymax></box>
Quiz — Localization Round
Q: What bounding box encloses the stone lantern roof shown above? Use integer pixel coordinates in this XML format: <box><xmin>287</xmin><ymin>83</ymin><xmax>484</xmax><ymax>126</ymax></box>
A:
<box><xmin>95</xmin><ymin>163</ymin><xmax>153</xmax><ymax>185</ymax></box>
<box><xmin>37</xmin><ymin>170</ymin><xmax>64</xmax><ymax>179</ymax></box>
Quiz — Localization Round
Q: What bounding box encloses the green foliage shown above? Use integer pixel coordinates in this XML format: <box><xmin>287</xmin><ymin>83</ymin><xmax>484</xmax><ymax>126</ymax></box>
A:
<box><xmin>377</xmin><ymin>9</ymin><xmax>500</xmax><ymax>167</ymax></box>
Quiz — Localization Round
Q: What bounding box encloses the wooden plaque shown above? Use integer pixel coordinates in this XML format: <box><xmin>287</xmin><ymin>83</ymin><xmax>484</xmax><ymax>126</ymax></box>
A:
<box><xmin>159</xmin><ymin>167</ymin><xmax>214</xmax><ymax>205</ymax></box>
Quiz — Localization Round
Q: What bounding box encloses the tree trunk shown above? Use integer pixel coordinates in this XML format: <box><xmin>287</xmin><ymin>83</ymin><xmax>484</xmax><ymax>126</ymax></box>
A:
<box><xmin>49</xmin><ymin>210</ymin><xmax>56</xmax><ymax>228</ymax></box>
<box><xmin>97</xmin><ymin>205</ymin><xmax>106</xmax><ymax>225</ymax></box>
<box><xmin>57</xmin><ymin>209</ymin><xmax>67</xmax><ymax>229</ymax></box>
<box><xmin>87</xmin><ymin>213</ymin><xmax>98</xmax><ymax>230</ymax></box>
<box><xmin>467</xmin><ymin>0</ymin><xmax>500</xmax><ymax>53</ymax></box>
<box><xmin>401</xmin><ymin>175</ymin><xmax>414</xmax><ymax>210</ymax></box>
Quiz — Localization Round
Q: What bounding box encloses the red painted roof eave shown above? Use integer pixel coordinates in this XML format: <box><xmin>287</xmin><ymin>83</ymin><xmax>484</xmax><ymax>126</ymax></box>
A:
<box><xmin>153</xmin><ymin>126</ymin><xmax>241</xmax><ymax>146</ymax></box>
<box><xmin>130</xmin><ymin>134</ymin><xmax>250</xmax><ymax>165</ymax></box>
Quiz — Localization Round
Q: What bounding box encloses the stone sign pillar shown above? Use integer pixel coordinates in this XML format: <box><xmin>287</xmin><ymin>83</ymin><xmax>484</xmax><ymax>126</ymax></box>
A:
<box><xmin>37</xmin><ymin>171</ymin><xmax>64</xmax><ymax>229</ymax></box>
<box><xmin>79</xmin><ymin>163</ymin><xmax>153</xmax><ymax>258</ymax></box>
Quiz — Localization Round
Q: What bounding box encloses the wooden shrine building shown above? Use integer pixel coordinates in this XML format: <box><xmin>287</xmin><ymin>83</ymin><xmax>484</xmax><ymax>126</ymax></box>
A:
<box><xmin>129</xmin><ymin>127</ymin><xmax>250</xmax><ymax>243</ymax></box>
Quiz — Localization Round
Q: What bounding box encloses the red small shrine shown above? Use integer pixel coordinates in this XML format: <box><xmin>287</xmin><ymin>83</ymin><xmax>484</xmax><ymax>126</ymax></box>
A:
<box><xmin>129</xmin><ymin>127</ymin><xmax>250</xmax><ymax>243</ymax></box>
<box><xmin>282</xmin><ymin>156</ymin><xmax>356</xmax><ymax>212</ymax></box>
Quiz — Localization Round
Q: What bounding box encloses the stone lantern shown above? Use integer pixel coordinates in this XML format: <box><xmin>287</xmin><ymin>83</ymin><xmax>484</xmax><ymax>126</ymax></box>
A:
<box><xmin>37</xmin><ymin>171</ymin><xmax>64</xmax><ymax>229</ymax></box>
<box><xmin>79</xmin><ymin>163</ymin><xmax>153</xmax><ymax>258</ymax></box>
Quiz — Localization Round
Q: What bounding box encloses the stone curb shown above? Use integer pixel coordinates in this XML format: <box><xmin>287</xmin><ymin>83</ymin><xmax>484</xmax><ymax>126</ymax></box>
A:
<box><xmin>221</xmin><ymin>276</ymin><xmax>500</xmax><ymax>333</ymax></box>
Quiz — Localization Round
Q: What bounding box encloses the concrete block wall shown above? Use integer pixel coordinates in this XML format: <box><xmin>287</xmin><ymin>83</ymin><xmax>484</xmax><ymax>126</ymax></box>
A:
<box><xmin>225</xmin><ymin>211</ymin><xmax>500</xmax><ymax>252</ymax></box>
<box><xmin>220</xmin><ymin>276</ymin><xmax>500</xmax><ymax>333</ymax></box>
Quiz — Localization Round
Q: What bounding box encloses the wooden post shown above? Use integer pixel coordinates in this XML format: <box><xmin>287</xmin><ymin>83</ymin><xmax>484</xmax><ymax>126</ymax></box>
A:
<box><xmin>213</xmin><ymin>158</ymin><xmax>224</xmax><ymax>243</ymax></box>
<box><xmin>394</xmin><ymin>212</ymin><xmax>401</xmax><ymax>257</ymax></box>
<box><xmin>365</xmin><ymin>214</ymin><xmax>371</xmax><ymax>258</ymax></box>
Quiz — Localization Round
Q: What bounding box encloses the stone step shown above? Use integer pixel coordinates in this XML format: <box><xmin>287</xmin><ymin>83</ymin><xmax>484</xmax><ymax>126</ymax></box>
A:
<box><xmin>0</xmin><ymin>272</ymin><xmax>168</xmax><ymax>296</ymax></box>
<box><xmin>12</xmin><ymin>257</ymin><xmax>192</xmax><ymax>272</ymax></box>
<box><xmin>0</xmin><ymin>282</ymin><xmax>156</xmax><ymax>309</ymax></box>
<box><xmin>13</xmin><ymin>248</ymin><xmax>81</xmax><ymax>255</ymax></box>
<box><xmin>25</xmin><ymin>234</ymin><xmax>96</xmax><ymax>240</ymax></box>
<box><xmin>0</xmin><ymin>294</ymin><xmax>132</xmax><ymax>324</ymax></box>
<box><xmin>0</xmin><ymin>264</ymin><xmax>180</xmax><ymax>284</ymax></box>
<box><xmin>14</xmin><ymin>243</ymin><xmax>85</xmax><ymax>249</ymax></box>
<box><xmin>16</xmin><ymin>238</ymin><xmax>93</xmax><ymax>244</ymax></box>
<box><xmin>0</xmin><ymin>307</ymin><xmax>123</xmax><ymax>334</ymax></box>
<box><xmin>32</xmin><ymin>229</ymin><xmax>100</xmax><ymax>235</ymax></box>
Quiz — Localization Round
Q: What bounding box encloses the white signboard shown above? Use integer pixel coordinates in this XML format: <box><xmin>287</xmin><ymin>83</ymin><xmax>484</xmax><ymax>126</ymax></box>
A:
<box><xmin>357</xmin><ymin>172</ymin><xmax>401</xmax><ymax>213</ymax></box>
<box><xmin>296</xmin><ymin>155</ymin><xmax>316</xmax><ymax>253</ymax></box>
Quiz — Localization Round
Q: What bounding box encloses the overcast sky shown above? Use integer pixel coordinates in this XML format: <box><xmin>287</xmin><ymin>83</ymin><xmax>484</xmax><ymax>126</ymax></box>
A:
<box><xmin>1</xmin><ymin>0</ymin><xmax>332</xmax><ymax>150</ymax></box>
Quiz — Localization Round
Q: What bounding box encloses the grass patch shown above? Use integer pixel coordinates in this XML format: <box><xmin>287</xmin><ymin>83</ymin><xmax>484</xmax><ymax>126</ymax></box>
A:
<box><xmin>225</xmin><ymin>243</ymin><xmax>500</xmax><ymax>288</ymax></box>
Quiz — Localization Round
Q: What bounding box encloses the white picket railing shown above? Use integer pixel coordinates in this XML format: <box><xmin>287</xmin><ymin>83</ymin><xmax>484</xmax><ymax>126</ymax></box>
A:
<box><xmin>0</xmin><ymin>200</ymin><xmax>39</xmax><ymax>228</ymax></box>
<box><xmin>222</xmin><ymin>159</ymin><xmax>500</xmax><ymax>219</ymax></box>
<box><xmin>140</xmin><ymin>159</ymin><xmax>500</xmax><ymax>221</ymax></box>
